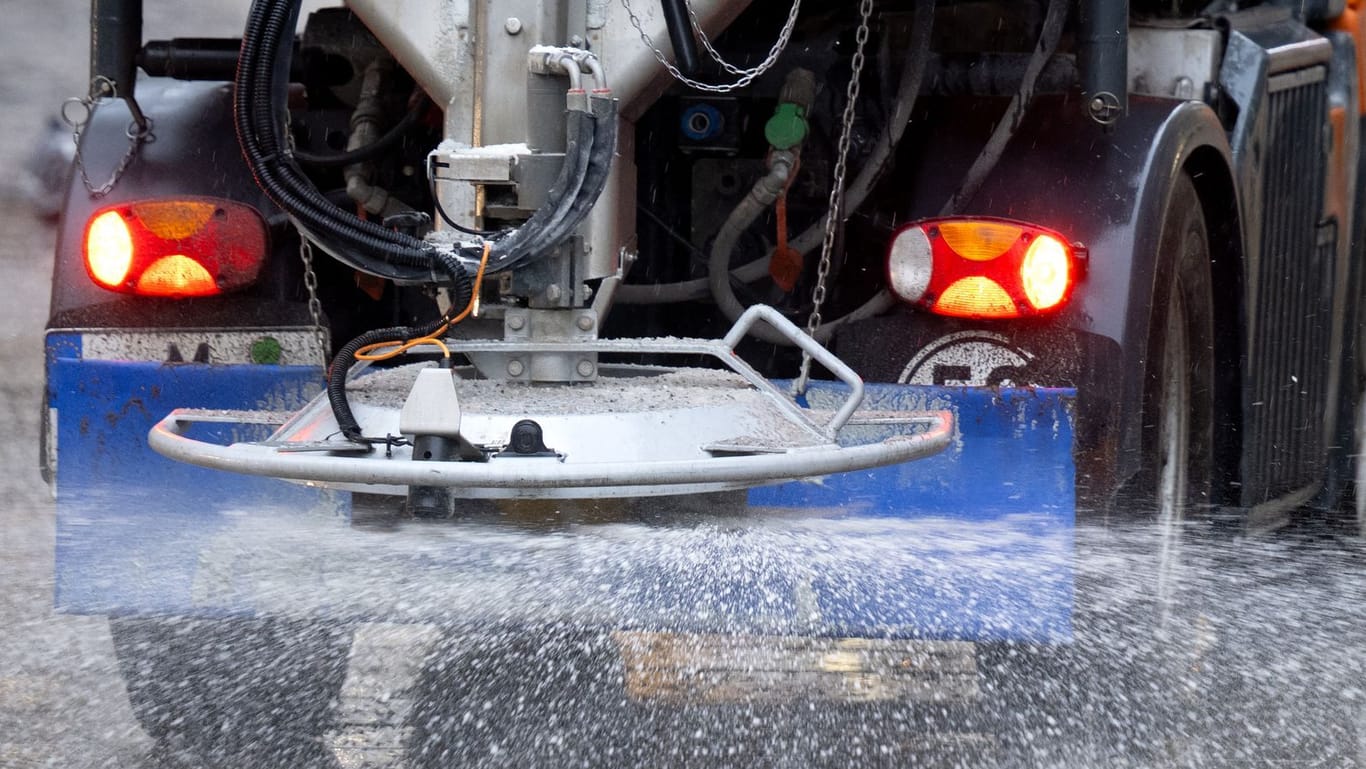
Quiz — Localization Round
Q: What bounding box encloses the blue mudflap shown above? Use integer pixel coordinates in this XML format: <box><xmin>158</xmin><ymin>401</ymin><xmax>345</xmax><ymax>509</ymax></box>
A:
<box><xmin>750</xmin><ymin>381</ymin><xmax>1075</xmax><ymax>642</ymax></box>
<box><xmin>46</xmin><ymin>332</ymin><xmax>330</xmax><ymax>616</ymax></box>
<box><xmin>48</xmin><ymin>334</ymin><xmax>1074</xmax><ymax>642</ymax></box>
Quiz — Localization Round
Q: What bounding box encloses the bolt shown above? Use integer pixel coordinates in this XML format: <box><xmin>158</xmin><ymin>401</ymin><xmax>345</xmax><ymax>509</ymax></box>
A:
<box><xmin>569</xmin><ymin>34</ymin><xmax>586</xmax><ymax>48</ymax></box>
<box><xmin>1087</xmin><ymin>92</ymin><xmax>1122</xmax><ymax>125</ymax></box>
<box><xmin>576</xmin><ymin>359</ymin><xmax>595</xmax><ymax>377</ymax></box>
<box><xmin>504</xmin><ymin>17</ymin><xmax>523</xmax><ymax>35</ymax></box>
<box><xmin>506</xmin><ymin>314</ymin><xmax>526</xmax><ymax>331</ymax></box>
<box><xmin>507</xmin><ymin>359</ymin><xmax>525</xmax><ymax>377</ymax></box>
<box><xmin>576</xmin><ymin>315</ymin><xmax>595</xmax><ymax>332</ymax></box>
<box><xmin>545</xmin><ymin>284</ymin><xmax>563</xmax><ymax>302</ymax></box>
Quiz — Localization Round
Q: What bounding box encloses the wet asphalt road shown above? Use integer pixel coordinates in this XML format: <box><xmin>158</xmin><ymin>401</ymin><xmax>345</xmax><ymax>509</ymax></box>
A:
<box><xmin>1</xmin><ymin>3</ymin><xmax>144</xmax><ymax>766</ymax></box>
<box><xmin>6</xmin><ymin>3</ymin><xmax>1366</xmax><ymax>768</ymax></box>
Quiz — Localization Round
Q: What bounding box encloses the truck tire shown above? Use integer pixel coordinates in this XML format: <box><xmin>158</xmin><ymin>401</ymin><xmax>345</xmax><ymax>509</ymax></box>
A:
<box><xmin>1107</xmin><ymin>170</ymin><xmax>1219</xmax><ymax>761</ymax></box>
<box><xmin>110</xmin><ymin>616</ymin><xmax>352</xmax><ymax>769</ymax></box>
<box><xmin>1352</xmin><ymin>393</ymin><xmax>1366</xmax><ymax>536</ymax></box>
<box><xmin>1133</xmin><ymin>170</ymin><xmax>1216</xmax><ymax>608</ymax></box>
<box><xmin>1340</xmin><ymin>117</ymin><xmax>1366</xmax><ymax>538</ymax></box>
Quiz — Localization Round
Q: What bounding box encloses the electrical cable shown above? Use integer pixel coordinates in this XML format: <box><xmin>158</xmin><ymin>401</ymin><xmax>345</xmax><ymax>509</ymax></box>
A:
<box><xmin>427</xmin><ymin>156</ymin><xmax>505</xmax><ymax>237</ymax></box>
<box><xmin>331</xmin><ymin>242</ymin><xmax>491</xmax><ymax>442</ymax></box>
<box><xmin>354</xmin><ymin>242</ymin><xmax>491</xmax><ymax>361</ymax></box>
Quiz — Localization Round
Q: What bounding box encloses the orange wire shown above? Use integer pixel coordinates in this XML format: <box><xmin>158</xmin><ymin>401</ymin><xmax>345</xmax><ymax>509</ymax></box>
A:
<box><xmin>354</xmin><ymin>241</ymin><xmax>490</xmax><ymax>362</ymax></box>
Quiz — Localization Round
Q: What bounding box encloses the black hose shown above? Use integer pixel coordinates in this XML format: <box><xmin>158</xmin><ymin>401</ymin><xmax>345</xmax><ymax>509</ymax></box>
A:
<box><xmin>659</xmin><ymin>0</ymin><xmax>701</xmax><ymax>75</ymax></box>
<box><xmin>238</xmin><ymin>0</ymin><xmax>475</xmax><ymax>441</ymax></box>
<box><xmin>556</xmin><ymin>98</ymin><xmax>618</xmax><ymax>248</ymax></box>
<box><xmin>240</xmin><ymin>0</ymin><xmax>617</xmax><ymax>286</ymax></box>
<box><xmin>482</xmin><ymin>109</ymin><xmax>596</xmax><ymax>271</ymax></box>
<box><xmin>326</xmin><ymin>318</ymin><xmax>448</xmax><ymax>442</ymax></box>
<box><xmin>292</xmin><ymin>100</ymin><xmax>424</xmax><ymax>167</ymax></box>
<box><xmin>236</xmin><ymin>0</ymin><xmax>472</xmax><ymax>285</ymax></box>
<box><xmin>428</xmin><ymin>157</ymin><xmax>504</xmax><ymax>237</ymax></box>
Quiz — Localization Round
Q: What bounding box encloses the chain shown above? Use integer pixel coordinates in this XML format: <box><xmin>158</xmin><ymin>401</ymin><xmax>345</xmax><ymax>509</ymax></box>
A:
<box><xmin>619</xmin><ymin>0</ymin><xmax>801</xmax><ymax>93</ymax></box>
<box><xmin>795</xmin><ymin>0</ymin><xmax>874</xmax><ymax>396</ymax></box>
<box><xmin>298</xmin><ymin>235</ymin><xmax>332</xmax><ymax>372</ymax></box>
<box><xmin>684</xmin><ymin>0</ymin><xmax>801</xmax><ymax>78</ymax></box>
<box><xmin>61</xmin><ymin>76</ymin><xmax>153</xmax><ymax>198</ymax></box>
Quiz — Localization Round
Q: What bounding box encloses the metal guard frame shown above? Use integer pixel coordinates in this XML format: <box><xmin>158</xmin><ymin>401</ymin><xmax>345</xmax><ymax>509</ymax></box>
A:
<box><xmin>148</xmin><ymin>306</ymin><xmax>954</xmax><ymax>495</ymax></box>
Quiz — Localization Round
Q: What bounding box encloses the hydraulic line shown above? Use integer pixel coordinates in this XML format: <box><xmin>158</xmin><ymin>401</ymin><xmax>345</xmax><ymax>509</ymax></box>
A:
<box><xmin>648</xmin><ymin>0</ymin><xmax>1061</xmax><ymax>346</ymax></box>
<box><xmin>235</xmin><ymin>0</ymin><xmax>621</xmax><ymax>442</ymax></box>
<box><xmin>679</xmin><ymin>1</ymin><xmax>933</xmax><ymax>346</ymax></box>
<box><xmin>553</xmin><ymin>95</ymin><xmax>619</xmax><ymax>244</ymax></box>
<box><xmin>341</xmin><ymin>60</ymin><xmax>409</xmax><ymax>219</ymax></box>
<box><xmin>706</xmin><ymin>154</ymin><xmax>796</xmax><ymax>344</ymax></box>
<box><xmin>487</xmin><ymin>108</ymin><xmax>597</xmax><ymax>271</ymax></box>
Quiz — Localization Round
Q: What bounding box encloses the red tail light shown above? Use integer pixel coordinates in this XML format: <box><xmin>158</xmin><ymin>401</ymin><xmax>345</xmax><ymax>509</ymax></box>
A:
<box><xmin>83</xmin><ymin>198</ymin><xmax>267</xmax><ymax>298</ymax></box>
<box><xmin>886</xmin><ymin>217</ymin><xmax>1085</xmax><ymax>319</ymax></box>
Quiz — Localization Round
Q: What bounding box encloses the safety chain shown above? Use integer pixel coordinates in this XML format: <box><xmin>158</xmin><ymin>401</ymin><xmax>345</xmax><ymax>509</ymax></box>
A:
<box><xmin>61</xmin><ymin>76</ymin><xmax>153</xmax><ymax>198</ymax></box>
<box><xmin>795</xmin><ymin>0</ymin><xmax>874</xmax><ymax>396</ymax></box>
<box><xmin>297</xmin><ymin>234</ymin><xmax>332</xmax><ymax>373</ymax></box>
<box><xmin>619</xmin><ymin>0</ymin><xmax>801</xmax><ymax>93</ymax></box>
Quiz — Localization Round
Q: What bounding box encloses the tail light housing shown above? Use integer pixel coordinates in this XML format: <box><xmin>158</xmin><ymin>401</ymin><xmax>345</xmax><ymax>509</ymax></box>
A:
<box><xmin>887</xmin><ymin>217</ymin><xmax>1085</xmax><ymax>319</ymax></box>
<box><xmin>83</xmin><ymin>198</ymin><xmax>267</xmax><ymax>298</ymax></box>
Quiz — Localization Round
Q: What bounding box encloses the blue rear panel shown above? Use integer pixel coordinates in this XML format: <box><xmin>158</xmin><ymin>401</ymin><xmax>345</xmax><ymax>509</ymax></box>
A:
<box><xmin>46</xmin><ymin>332</ymin><xmax>329</xmax><ymax>615</ymax></box>
<box><xmin>48</xmin><ymin>333</ymin><xmax>1074</xmax><ymax>642</ymax></box>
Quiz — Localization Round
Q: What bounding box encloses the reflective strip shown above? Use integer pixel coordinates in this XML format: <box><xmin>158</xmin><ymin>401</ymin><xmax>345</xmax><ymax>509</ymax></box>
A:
<box><xmin>72</xmin><ymin>329</ymin><xmax>326</xmax><ymax>366</ymax></box>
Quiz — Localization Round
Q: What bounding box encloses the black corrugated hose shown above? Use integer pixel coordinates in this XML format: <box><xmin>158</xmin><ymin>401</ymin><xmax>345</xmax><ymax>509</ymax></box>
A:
<box><xmin>326</xmin><ymin>319</ymin><xmax>448</xmax><ymax>442</ymax></box>
<box><xmin>236</xmin><ymin>0</ymin><xmax>471</xmax><ymax>285</ymax></box>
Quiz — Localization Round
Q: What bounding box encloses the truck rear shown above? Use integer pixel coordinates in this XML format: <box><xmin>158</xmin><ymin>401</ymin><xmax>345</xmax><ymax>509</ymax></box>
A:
<box><xmin>40</xmin><ymin>0</ymin><xmax>1366</xmax><ymax>764</ymax></box>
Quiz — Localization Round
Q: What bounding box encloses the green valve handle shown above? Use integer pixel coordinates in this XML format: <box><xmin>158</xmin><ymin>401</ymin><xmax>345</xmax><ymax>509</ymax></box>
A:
<box><xmin>765</xmin><ymin>102</ymin><xmax>809</xmax><ymax>151</ymax></box>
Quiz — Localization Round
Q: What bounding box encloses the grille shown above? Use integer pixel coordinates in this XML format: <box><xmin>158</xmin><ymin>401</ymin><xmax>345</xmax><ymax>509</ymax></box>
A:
<box><xmin>1244</xmin><ymin>68</ymin><xmax>1333</xmax><ymax>504</ymax></box>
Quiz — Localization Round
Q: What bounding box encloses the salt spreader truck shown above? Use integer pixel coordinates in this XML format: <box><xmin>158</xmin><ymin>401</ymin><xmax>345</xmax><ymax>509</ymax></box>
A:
<box><xmin>37</xmin><ymin>0</ymin><xmax>1366</xmax><ymax>762</ymax></box>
